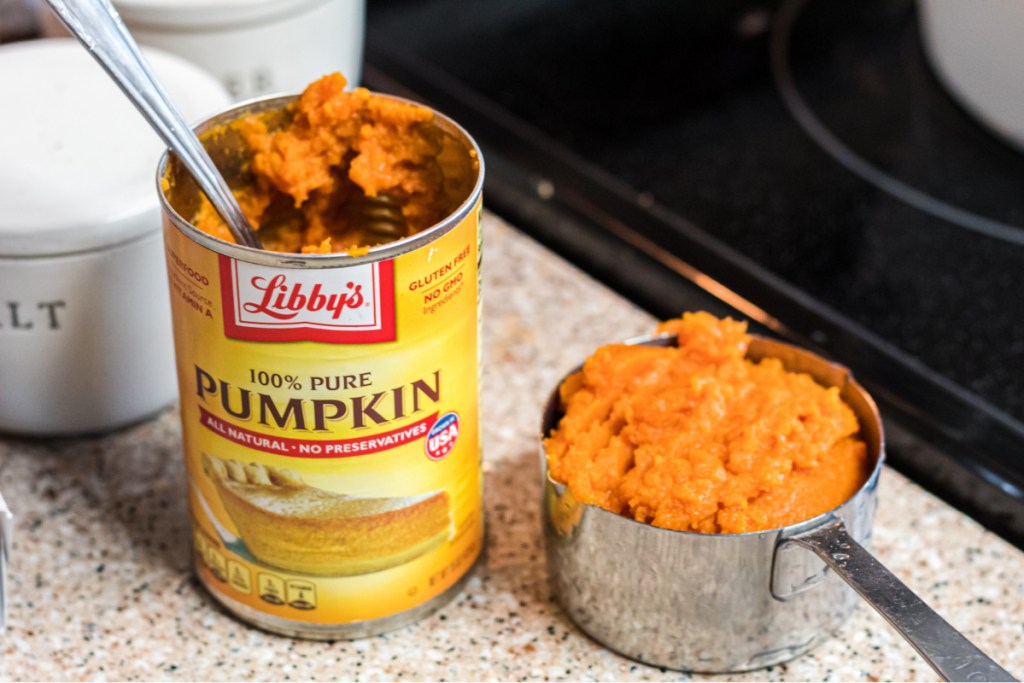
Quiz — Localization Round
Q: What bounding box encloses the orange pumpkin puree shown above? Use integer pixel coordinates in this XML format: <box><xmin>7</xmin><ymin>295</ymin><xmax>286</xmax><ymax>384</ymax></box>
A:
<box><xmin>544</xmin><ymin>312</ymin><xmax>870</xmax><ymax>534</ymax></box>
<box><xmin>192</xmin><ymin>73</ymin><xmax>464</xmax><ymax>254</ymax></box>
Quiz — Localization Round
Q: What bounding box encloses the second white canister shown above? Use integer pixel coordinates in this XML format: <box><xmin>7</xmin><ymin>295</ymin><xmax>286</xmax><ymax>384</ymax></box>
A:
<box><xmin>109</xmin><ymin>0</ymin><xmax>365</xmax><ymax>101</ymax></box>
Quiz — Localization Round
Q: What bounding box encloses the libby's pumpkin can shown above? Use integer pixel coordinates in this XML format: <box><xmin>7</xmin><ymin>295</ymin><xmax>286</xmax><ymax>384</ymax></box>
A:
<box><xmin>156</xmin><ymin>88</ymin><xmax>484</xmax><ymax>639</ymax></box>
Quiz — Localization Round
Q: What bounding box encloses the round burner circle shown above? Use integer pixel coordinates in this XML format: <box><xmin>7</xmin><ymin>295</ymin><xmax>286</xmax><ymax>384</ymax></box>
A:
<box><xmin>771</xmin><ymin>0</ymin><xmax>1024</xmax><ymax>247</ymax></box>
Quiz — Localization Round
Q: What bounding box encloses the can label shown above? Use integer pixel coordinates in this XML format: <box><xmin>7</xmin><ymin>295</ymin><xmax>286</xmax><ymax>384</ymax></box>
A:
<box><xmin>164</xmin><ymin>202</ymin><xmax>483</xmax><ymax>626</ymax></box>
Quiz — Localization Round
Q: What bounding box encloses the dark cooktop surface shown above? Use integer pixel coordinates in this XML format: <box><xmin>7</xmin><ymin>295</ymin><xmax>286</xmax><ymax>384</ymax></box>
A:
<box><xmin>370</xmin><ymin>0</ymin><xmax>1024</xmax><ymax>420</ymax></box>
<box><xmin>366</xmin><ymin>0</ymin><xmax>1024</xmax><ymax>543</ymax></box>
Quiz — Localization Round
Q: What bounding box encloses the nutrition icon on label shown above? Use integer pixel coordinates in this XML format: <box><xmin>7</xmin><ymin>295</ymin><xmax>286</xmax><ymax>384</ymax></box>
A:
<box><xmin>287</xmin><ymin>580</ymin><xmax>317</xmax><ymax>610</ymax></box>
<box><xmin>256</xmin><ymin>572</ymin><xmax>319</xmax><ymax>611</ymax></box>
<box><xmin>194</xmin><ymin>528</ymin><xmax>229</xmax><ymax>582</ymax></box>
<box><xmin>259</xmin><ymin>573</ymin><xmax>286</xmax><ymax>605</ymax></box>
<box><xmin>228</xmin><ymin>560</ymin><xmax>252</xmax><ymax>594</ymax></box>
<box><xmin>206</xmin><ymin>547</ymin><xmax>227</xmax><ymax>582</ymax></box>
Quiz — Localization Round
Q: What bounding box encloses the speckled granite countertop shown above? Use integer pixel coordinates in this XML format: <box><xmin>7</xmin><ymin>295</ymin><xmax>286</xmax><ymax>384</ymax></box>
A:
<box><xmin>0</xmin><ymin>214</ymin><xmax>1021</xmax><ymax>681</ymax></box>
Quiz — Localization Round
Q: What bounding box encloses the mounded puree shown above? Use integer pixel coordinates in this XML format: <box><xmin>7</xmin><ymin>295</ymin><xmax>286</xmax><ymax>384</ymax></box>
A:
<box><xmin>545</xmin><ymin>312</ymin><xmax>870</xmax><ymax>534</ymax></box>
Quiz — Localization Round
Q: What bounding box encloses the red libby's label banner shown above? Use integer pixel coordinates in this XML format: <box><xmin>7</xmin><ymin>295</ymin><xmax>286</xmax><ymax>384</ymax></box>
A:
<box><xmin>219</xmin><ymin>256</ymin><xmax>396</xmax><ymax>343</ymax></box>
<box><xmin>199</xmin><ymin>407</ymin><xmax>438</xmax><ymax>457</ymax></box>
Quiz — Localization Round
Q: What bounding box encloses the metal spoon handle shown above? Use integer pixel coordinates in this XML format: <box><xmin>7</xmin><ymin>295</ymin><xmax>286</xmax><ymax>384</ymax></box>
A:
<box><xmin>42</xmin><ymin>0</ymin><xmax>262</xmax><ymax>249</ymax></box>
<box><xmin>784</xmin><ymin>519</ymin><xmax>1017</xmax><ymax>682</ymax></box>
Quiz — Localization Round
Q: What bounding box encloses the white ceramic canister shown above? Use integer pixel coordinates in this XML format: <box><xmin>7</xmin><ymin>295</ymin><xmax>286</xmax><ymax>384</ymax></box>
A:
<box><xmin>0</xmin><ymin>39</ymin><xmax>230</xmax><ymax>436</ymax></box>
<box><xmin>107</xmin><ymin>0</ymin><xmax>365</xmax><ymax>101</ymax></box>
<box><xmin>919</xmin><ymin>0</ymin><xmax>1024</xmax><ymax>151</ymax></box>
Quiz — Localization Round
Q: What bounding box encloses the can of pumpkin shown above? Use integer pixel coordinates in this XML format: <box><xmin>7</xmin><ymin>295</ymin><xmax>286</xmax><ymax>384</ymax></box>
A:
<box><xmin>156</xmin><ymin>92</ymin><xmax>484</xmax><ymax>639</ymax></box>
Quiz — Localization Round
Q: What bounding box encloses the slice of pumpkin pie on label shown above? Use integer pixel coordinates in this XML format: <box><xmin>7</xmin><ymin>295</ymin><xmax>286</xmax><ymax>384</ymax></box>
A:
<box><xmin>202</xmin><ymin>454</ymin><xmax>451</xmax><ymax>576</ymax></box>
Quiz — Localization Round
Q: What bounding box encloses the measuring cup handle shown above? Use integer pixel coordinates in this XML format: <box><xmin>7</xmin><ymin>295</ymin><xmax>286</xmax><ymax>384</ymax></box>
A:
<box><xmin>782</xmin><ymin>518</ymin><xmax>1016</xmax><ymax>682</ymax></box>
<box><xmin>42</xmin><ymin>0</ymin><xmax>262</xmax><ymax>249</ymax></box>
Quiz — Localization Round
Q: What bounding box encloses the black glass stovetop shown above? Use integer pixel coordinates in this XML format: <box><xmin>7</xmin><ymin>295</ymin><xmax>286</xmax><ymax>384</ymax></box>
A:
<box><xmin>364</xmin><ymin>0</ymin><xmax>1024</xmax><ymax>545</ymax></box>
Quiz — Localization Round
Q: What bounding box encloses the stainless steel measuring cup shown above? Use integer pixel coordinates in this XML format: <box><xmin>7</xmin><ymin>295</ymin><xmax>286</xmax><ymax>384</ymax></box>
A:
<box><xmin>541</xmin><ymin>335</ymin><xmax>1015</xmax><ymax>680</ymax></box>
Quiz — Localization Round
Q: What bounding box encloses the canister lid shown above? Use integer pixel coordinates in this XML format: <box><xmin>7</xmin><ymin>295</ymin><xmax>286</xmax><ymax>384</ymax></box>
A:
<box><xmin>112</xmin><ymin>0</ymin><xmax>334</xmax><ymax>30</ymax></box>
<box><xmin>0</xmin><ymin>39</ymin><xmax>230</xmax><ymax>256</ymax></box>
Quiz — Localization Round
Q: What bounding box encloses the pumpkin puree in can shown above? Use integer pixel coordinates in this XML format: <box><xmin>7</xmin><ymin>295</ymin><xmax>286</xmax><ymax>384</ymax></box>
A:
<box><xmin>190</xmin><ymin>73</ymin><xmax>470</xmax><ymax>254</ymax></box>
<box><xmin>159</xmin><ymin>74</ymin><xmax>483</xmax><ymax>638</ymax></box>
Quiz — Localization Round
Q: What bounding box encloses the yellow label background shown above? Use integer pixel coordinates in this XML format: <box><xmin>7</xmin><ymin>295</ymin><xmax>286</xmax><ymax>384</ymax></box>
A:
<box><xmin>163</xmin><ymin>203</ymin><xmax>483</xmax><ymax>625</ymax></box>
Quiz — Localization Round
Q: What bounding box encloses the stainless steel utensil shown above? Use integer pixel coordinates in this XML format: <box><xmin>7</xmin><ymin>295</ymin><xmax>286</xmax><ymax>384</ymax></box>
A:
<box><xmin>42</xmin><ymin>0</ymin><xmax>263</xmax><ymax>250</ymax></box>
<box><xmin>542</xmin><ymin>335</ymin><xmax>1016</xmax><ymax>680</ymax></box>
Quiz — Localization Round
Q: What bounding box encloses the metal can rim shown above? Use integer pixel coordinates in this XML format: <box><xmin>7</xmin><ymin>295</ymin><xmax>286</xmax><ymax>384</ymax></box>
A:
<box><xmin>156</xmin><ymin>91</ymin><xmax>485</xmax><ymax>269</ymax></box>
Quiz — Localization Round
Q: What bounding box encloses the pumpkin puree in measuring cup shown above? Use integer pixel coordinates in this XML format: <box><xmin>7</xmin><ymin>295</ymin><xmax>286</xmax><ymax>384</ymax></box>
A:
<box><xmin>191</xmin><ymin>73</ymin><xmax>471</xmax><ymax>254</ymax></box>
<box><xmin>544</xmin><ymin>312</ymin><xmax>870</xmax><ymax>534</ymax></box>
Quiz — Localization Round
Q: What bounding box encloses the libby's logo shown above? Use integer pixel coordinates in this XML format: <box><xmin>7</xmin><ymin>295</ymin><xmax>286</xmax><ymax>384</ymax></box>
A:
<box><xmin>219</xmin><ymin>256</ymin><xmax>396</xmax><ymax>343</ymax></box>
<box><xmin>243</xmin><ymin>275</ymin><xmax>364</xmax><ymax>320</ymax></box>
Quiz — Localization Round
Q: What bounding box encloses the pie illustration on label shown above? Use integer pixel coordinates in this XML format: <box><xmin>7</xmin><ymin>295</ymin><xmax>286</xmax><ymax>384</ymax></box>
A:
<box><xmin>201</xmin><ymin>454</ymin><xmax>451</xmax><ymax>576</ymax></box>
